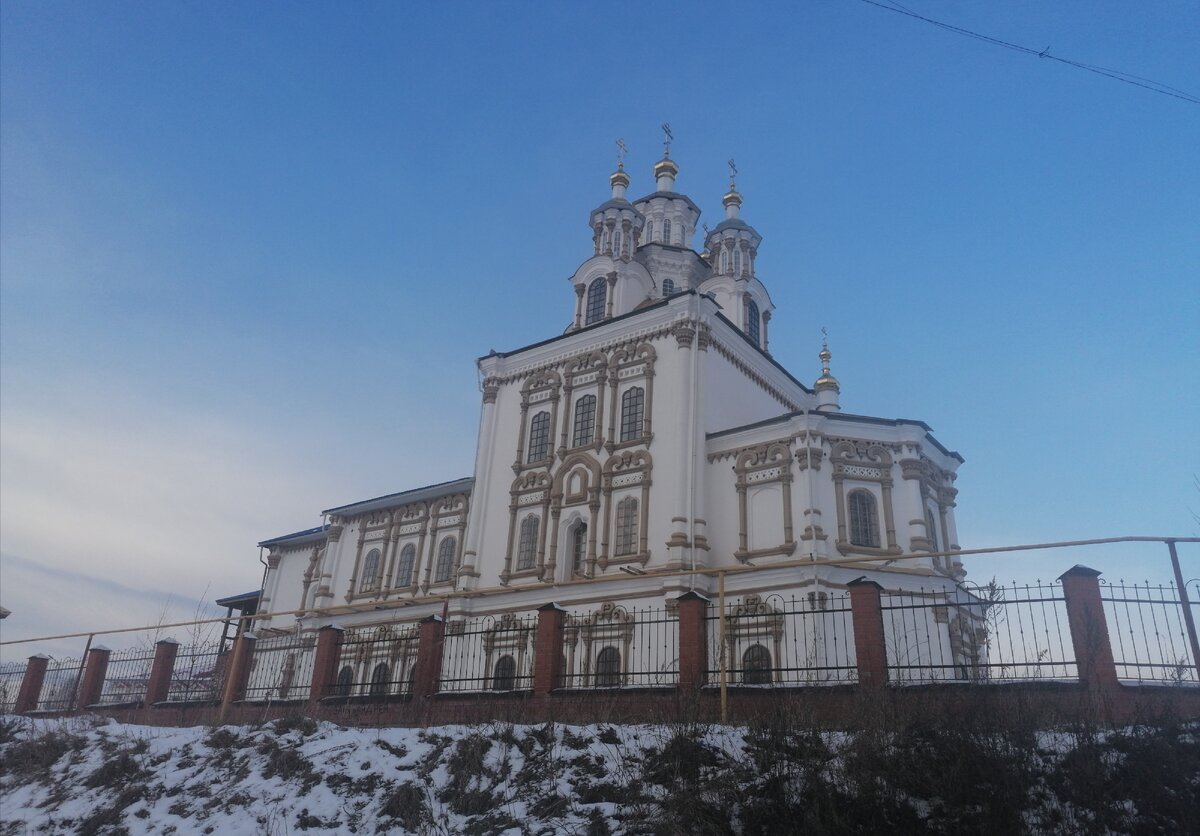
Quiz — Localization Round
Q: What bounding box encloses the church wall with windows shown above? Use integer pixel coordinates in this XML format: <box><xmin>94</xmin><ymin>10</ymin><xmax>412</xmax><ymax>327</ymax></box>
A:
<box><xmin>253</xmin><ymin>143</ymin><xmax>968</xmax><ymax>670</ymax></box>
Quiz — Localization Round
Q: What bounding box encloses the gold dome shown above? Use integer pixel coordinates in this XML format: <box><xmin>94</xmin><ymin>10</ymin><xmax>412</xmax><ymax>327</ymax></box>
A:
<box><xmin>610</xmin><ymin>169</ymin><xmax>630</xmax><ymax>188</ymax></box>
<box><xmin>654</xmin><ymin>157</ymin><xmax>679</xmax><ymax>177</ymax></box>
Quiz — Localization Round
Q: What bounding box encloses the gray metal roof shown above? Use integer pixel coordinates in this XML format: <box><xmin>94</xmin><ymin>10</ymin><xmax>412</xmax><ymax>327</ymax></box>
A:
<box><xmin>710</xmin><ymin>217</ymin><xmax>757</xmax><ymax>235</ymax></box>
<box><xmin>322</xmin><ymin>476</ymin><xmax>475</xmax><ymax>518</ymax></box>
<box><xmin>257</xmin><ymin>524</ymin><xmax>330</xmax><ymax>548</ymax></box>
<box><xmin>632</xmin><ymin>190</ymin><xmax>701</xmax><ymax>215</ymax></box>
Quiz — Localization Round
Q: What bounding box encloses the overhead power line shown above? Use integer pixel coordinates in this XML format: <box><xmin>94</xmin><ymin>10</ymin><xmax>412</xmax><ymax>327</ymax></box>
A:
<box><xmin>858</xmin><ymin>0</ymin><xmax>1200</xmax><ymax>105</ymax></box>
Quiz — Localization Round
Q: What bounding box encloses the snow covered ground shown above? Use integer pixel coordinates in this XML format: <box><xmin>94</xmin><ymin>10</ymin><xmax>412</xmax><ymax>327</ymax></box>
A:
<box><xmin>1</xmin><ymin>713</ymin><xmax>1196</xmax><ymax>834</ymax></box>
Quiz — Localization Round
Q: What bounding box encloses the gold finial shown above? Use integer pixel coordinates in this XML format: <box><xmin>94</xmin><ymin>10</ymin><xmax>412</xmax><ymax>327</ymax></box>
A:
<box><xmin>817</xmin><ymin>326</ymin><xmax>839</xmax><ymax>389</ymax></box>
<box><xmin>661</xmin><ymin>122</ymin><xmax>673</xmax><ymax>158</ymax></box>
<box><xmin>615</xmin><ymin>138</ymin><xmax>628</xmax><ymax>171</ymax></box>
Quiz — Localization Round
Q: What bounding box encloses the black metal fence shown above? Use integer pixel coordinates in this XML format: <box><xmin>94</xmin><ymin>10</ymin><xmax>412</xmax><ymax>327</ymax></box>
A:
<box><xmin>166</xmin><ymin>643</ymin><xmax>225</xmax><ymax>702</ymax></box>
<box><xmin>245</xmin><ymin>633</ymin><xmax>317</xmax><ymax>701</ymax></box>
<box><xmin>440</xmin><ymin>613</ymin><xmax>537</xmax><ymax>693</ymax></box>
<box><xmin>96</xmin><ymin>647</ymin><xmax>156</xmax><ymax>705</ymax></box>
<box><xmin>331</xmin><ymin>625</ymin><xmax>420</xmax><ymax>698</ymax></box>
<box><xmin>882</xmin><ymin>581</ymin><xmax>1077</xmax><ymax>683</ymax></box>
<box><xmin>560</xmin><ymin>604</ymin><xmax>679</xmax><ymax>689</ymax></box>
<box><xmin>705</xmin><ymin>591</ymin><xmax>858</xmax><ymax>686</ymax></box>
<box><xmin>1102</xmin><ymin>580</ymin><xmax>1200</xmax><ymax>684</ymax></box>
<box><xmin>35</xmin><ymin>657</ymin><xmax>83</xmax><ymax>711</ymax></box>
<box><xmin>1</xmin><ymin>661</ymin><xmax>27</xmax><ymax>712</ymax></box>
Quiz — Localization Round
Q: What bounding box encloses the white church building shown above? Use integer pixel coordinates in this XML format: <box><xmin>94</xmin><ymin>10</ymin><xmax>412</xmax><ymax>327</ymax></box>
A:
<box><xmin>250</xmin><ymin>142</ymin><xmax>971</xmax><ymax>692</ymax></box>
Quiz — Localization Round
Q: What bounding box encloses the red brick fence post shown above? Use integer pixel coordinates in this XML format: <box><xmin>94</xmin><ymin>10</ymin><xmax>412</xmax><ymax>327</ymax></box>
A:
<box><xmin>676</xmin><ymin>591</ymin><xmax>709</xmax><ymax>690</ymax></box>
<box><xmin>533</xmin><ymin>603</ymin><xmax>566</xmax><ymax>695</ymax></box>
<box><xmin>309</xmin><ymin>625</ymin><xmax>344</xmax><ymax>702</ymax></box>
<box><xmin>145</xmin><ymin>639</ymin><xmax>180</xmax><ymax>705</ymax></box>
<box><xmin>14</xmin><ymin>654</ymin><xmax>49</xmax><ymax>713</ymax></box>
<box><xmin>77</xmin><ymin>645</ymin><xmax>112</xmax><ymax>708</ymax></box>
<box><xmin>847</xmin><ymin>578</ymin><xmax>889</xmax><ymax>688</ymax></box>
<box><xmin>412</xmin><ymin>615</ymin><xmax>445</xmax><ymax>698</ymax></box>
<box><xmin>1059</xmin><ymin>565</ymin><xmax>1119</xmax><ymax>689</ymax></box>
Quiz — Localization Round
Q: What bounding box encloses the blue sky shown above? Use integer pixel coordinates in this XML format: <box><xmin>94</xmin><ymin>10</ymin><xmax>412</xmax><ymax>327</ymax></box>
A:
<box><xmin>2</xmin><ymin>1</ymin><xmax>1198</xmax><ymax>656</ymax></box>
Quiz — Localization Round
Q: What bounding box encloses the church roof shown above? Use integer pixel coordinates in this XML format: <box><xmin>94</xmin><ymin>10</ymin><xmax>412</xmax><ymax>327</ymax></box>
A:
<box><xmin>710</xmin><ymin>217</ymin><xmax>754</xmax><ymax>234</ymax></box>
<box><xmin>258</xmin><ymin>524</ymin><xmax>331</xmax><ymax>548</ymax></box>
<box><xmin>322</xmin><ymin>476</ymin><xmax>475</xmax><ymax>518</ymax></box>
<box><xmin>631</xmin><ymin>190</ymin><xmax>701</xmax><ymax>215</ymax></box>
<box><xmin>707</xmin><ymin>410</ymin><xmax>964</xmax><ymax>463</ymax></box>
<box><xmin>591</xmin><ymin>198</ymin><xmax>639</xmax><ymax>213</ymax></box>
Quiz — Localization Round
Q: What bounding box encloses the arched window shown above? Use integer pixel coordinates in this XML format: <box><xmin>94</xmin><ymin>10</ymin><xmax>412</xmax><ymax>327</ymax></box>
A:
<box><xmin>516</xmin><ymin>515</ymin><xmax>539</xmax><ymax>570</ymax></box>
<box><xmin>396</xmin><ymin>543</ymin><xmax>416</xmax><ymax>587</ymax></box>
<box><xmin>571</xmin><ymin>523</ymin><xmax>588</xmax><ymax>574</ymax></box>
<box><xmin>742</xmin><ymin>644</ymin><xmax>772</xmax><ymax>685</ymax></box>
<box><xmin>334</xmin><ymin>665</ymin><xmax>353</xmax><ymax>697</ymax></box>
<box><xmin>614</xmin><ymin>496</ymin><xmax>638</xmax><ymax>556</ymax></box>
<box><xmin>848</xmin><ymin>490</ymin><xmax>881</xmax><ymax>548</ymax></box>
<box><xmin>359</xmin><ymin>548</ymin><xmax>381</xmax><ymax>593</ymax></box>
<box><xmin>746</xmin><ymin>300</ymin><xmax>760</xmax><ymax>346</ymax></box>
<box><xmin>491</xmin><ymin>655</ymin><xmax>516</xmax><ymax>691</ymax></box>
<box><xmin>369</xmin><ymin>663</ymin><xmax>390</xmax><ymax>696</ymax></box>
<box><xmin>613</xmin><ymin>229</ymin><xmax>622</xmax><ymax>258</ymax></box>
<box><xmin>435</xmin><ymin>537</ymin><xmax>457</xmax><ymax>583</ymax></box>
<box><xmin>572</xmin><ymin>394</ymin><xmax>597</xmax><ymax>447</ymax></box>
<box><xmin>720</xmin><ymin>248</ymin><xmax>729</xmax><ymax>273</ymax></box>
<box><xmin>585</xmin><ymin>277</ymin><xmax>607</xmax><ymax>325</ymax></box>
<box><xmin>661</xmin><ymin>278</ymin><xmax>675</xmax><ymax>296</ymax></box>
<box><xmin>926</xmin><ymin>508</ymin><xmax>939</xmax><ymax>551</ymax></box>
<box><xmin>527</xmin><ymin>411</ymin><xmax>551</xmax><ymax>462</ymax></box>
<box><xmin>733</xmin><ymin>247</ymin><xmax>742</xmax><ymax>275</ymax></box>
<box><xmin>663</xmin><ymin>218</ymin><xmax>672</xmax><ymax>244</ymax></box>
<box><xmin>596</xmin><ymin>646</ymin><xmax>621</xmax><ymax>687</ymax></box>
<box><xmin>644</xmin><ymin>220</ymin><xmax>653</xmax><ymax>243</ymax></box>
<box><xmin>619</xmin><ymin>386</ymin><xmax>644</xmax><ymax>442</ymax></box>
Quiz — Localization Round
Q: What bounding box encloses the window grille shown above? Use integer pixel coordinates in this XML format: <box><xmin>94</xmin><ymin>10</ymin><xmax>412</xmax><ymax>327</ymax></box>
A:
<box><xmin>369</xmin><ymin>663</ymin><xmax>390</xmax><ymax>696</ymax></box>
<box><xmin>572</xmin><ymin>394</ymin><xmax>596</xmax><ymax>447</ymax></box>
<box><xmin>527</xmin><ymin>411</ymin><xmax>551</xmax><ymax>462</ymax></box>
<box><xmin>572</xmin><ymin>524</ymin><xmax>587</xmax><ymax>574</ymax></box>
<box><xmin>396</xmin><ymin>544</ymin><xmax>416</xmax><ymax>587</ymax></box>
<box><xmin>516</xmin><ymin>515</ymin><xmax>539</xmax><ymax>570</ymax></box>
<box><xmin>595</xmin><ymin>646</ymin><xmax>621</xmax><ymax>687</ymax></box>
<box><xmin>492</xmin><ymin>655</ymin><xmax>516</xmax><ymax>691</ymax></box>
<box><xmin>360</xmin><ymin>548</ymin><xmax>381</xmax><ymax>593</ymax></box>
<box><xmin>585</xmin><ymin>278</ymin><xmax>606</xmax><ymax>325</ymax></box>
<box><xmin>620</xmin><ymin>387</ymin><xmax>644</xmax><ymax>442</ymax></box>
<box><xmin>614</xmin><ymin>496</ymin><xmax>638</xmax><ymax>556</ymax></box>
<box><xmin>334</xmin><ymin>666</ymin><xmax>353</xmax><ymax>697</ymax></box>
<box><xmin>746</xmin><ymin>300</ymin><xmax>760</xmax><ymax>346</ymax></box>
<box><xmin>742</xmin><ymin>644</ymin><xmax>773</xmax><ymax>685</ymax></box>
<box><xmin>435</xmin><ymin>537</ymin><xmax>456</xmax><ymax>583</ymax></box>
<box><xmin>662</xmin><ymin>278</ymin><xmax>675</xmax><ymax>296</ymax></box>
<box><xmin>848</xmin><ymin>490</ymin><xmax>881</xmax><ymax>548</ymax></box>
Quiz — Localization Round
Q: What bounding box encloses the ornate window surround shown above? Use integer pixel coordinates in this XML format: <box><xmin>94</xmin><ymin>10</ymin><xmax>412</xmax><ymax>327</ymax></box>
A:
<box><xmin>422</xmin><ymin>492</ymin><xmax>469</xmax><ymax>592</ymax></box>
<box><xmin>546</xmin><ymin>452</ymin><xmax>602</xmax><ymax>580</ymax></box>
<box><xmin>733</xmin><ymin>441</ymin><xmax>797</xmax><ymax>562</ymax></box>
<box><xmin>501</xmin><ymin>470</ymin><xmax>552</xmax><ymax>584</ymax></box>
<box><xmin>559</xmin><ymin>350</ymin><xmax>609</xmax><ymax>458</ymax></box>
<box><xmin>720</xmin><ymin>594</ymin><xmax>784</xmax><ymax>686</ymax></box>
<box><xmin>563</xmin><ymin>601</ymin><xmax>636</xmax><ymax>688</ymax></box>
<box><xmin>832</xmin><ymin>439</ymin><xmax>902</xmax><ymax>556</ymax></box>
<box><xmin>599</xmin><ymin>449</ymin><xmax>653</xmax><ymax>569</ymax></box>
<box><xmin>514</xmin><ymin>369</ymin><xmax>562</xmax><ymax>473</ymax></box>
<box><xmin>605</xmin><ymin>342</ymin><xmax>656</xmax><ymax>453</ymax></box>
<box><xmin>899</xmin><ymin>454</ymin><xmax>959</xmax><ymax>561</ymax></box>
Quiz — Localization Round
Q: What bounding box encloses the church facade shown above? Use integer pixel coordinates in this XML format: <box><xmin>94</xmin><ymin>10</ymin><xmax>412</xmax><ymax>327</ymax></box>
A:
<box><xmin>252</xmin><ymin>145</ymin><xmax>968</xmax><ymax>689</ymax></box>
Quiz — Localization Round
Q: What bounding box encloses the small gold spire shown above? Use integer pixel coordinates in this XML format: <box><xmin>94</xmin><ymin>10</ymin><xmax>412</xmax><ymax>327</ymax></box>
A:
<box><xmin>816</xmin><ymin>327</ymin><xmax>839</xmax><ymax>389</ymax></box>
